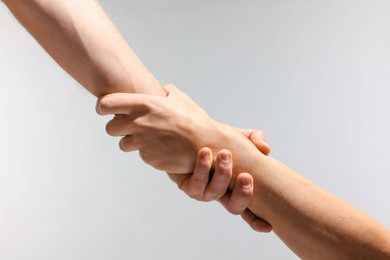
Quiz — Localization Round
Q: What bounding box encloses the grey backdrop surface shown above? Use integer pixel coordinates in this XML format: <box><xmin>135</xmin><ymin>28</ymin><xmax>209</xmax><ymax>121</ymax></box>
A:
<box><xmin>1</xmin><ymin>0</ymin><xmax>389</xmax><ymax>259</ymax></box>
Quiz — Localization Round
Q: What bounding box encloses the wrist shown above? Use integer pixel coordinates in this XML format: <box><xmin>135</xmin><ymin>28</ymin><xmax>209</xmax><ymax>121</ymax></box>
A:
<box><xmin>209</xmin><ymin>122</ymin><xmax>267</xmax><ymax>189</ymax></box>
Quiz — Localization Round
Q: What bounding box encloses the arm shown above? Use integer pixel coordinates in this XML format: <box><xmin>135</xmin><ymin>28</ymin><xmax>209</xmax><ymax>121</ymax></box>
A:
<box><xmin>3</xmin><ymin>0</ymin><xmax>259</xmax><ymax>184</ymax></box>
<box><xmin>97</xmin><ymin>85</ymin><xmax>390</xmax><ymax>258</ymax></box>
<box><xmin>3</xmin><ymin>0</ymin><xmax>271</xmax><ymax>232</ymax></box>
<box><xmin>171</xmin><ymin>134</ymin><xmax>272</xmax><ymax>233</ymax></box>
<box><xmin>250</xmin><ymin>156</ymin><xmax>390</xmax><ymax>258</ymax></box>
<box><xmin>168</xmin><ymin>128</ymin><xmax>270</xmax><ymax>203</ymax></box>
<box><xmin>2</xmin><ymin>0</ymin><xmax>164</xmax><ymax>97</ymax></box>
<box><xmin>5</xmin><ymin>1</ymin><xmax>390</xmax><ymax>256</ymax></box>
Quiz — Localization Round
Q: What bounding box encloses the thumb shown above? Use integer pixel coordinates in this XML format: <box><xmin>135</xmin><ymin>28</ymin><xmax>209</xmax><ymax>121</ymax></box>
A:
<box><xmin>162</xmin><ymin>83</ymin><xmax>180</xmax><ymax>96</ymax></box>
<box><xmin>238</xmin><ymin>129</ymin><xmax>271</xmax><ymax>155</ymax></box>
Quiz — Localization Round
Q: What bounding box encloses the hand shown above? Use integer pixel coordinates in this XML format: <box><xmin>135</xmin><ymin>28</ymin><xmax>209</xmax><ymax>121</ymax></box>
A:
<box><xmin>168</xmin><ymin>148</ymin><xmax>272</xmax><ymax>233</ymax></box>
<box><xmin>96</xmin><ymin>84</ymin><xmax>211</xmax><ymax>173</ymax></box>
<box><xmin>97</xmin><ymin>85</ymin><xmax>271</xmax><ymax>231</ymax></box>
<box><xmin>168</xmin><ymin>129</ymin><xmax>272</xmax><ymax>233</ymax></box>
<box><xmin>96</xmin><ymin>84</ymin><xmax>260</xmax><ymax>174</ymax></box>
<box><xmin>167</xmin><ymin>128</ymin><xmax>270</xmax><ymax>201</ymax></box>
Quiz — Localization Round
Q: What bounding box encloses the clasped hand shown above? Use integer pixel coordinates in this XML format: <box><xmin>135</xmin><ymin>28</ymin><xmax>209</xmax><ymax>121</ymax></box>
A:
<box><xmin>96</xmin><ymin>84</ymin><xmax>272</xmax><ymax>232</ymax></box>
<box><xmin>97</xmin><ymin>84</ymin><xmax>219</xmax><ymax>173</ymax></box>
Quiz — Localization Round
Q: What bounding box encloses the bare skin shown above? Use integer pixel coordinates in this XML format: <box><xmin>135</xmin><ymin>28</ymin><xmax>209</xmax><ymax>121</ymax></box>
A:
<box><xmin>182</xmin><ymin>139</ymin><xmax>272</xmax><ymax>233</ymax></box>
<box><xmin>97</xmin><ymin>84</ymin><xmax>390</xmax><ymax>259</ymax></box>
<box><xmin>6</xmin><ymin>0</ymin><xmax>390</xmax><ymax>257</ymax></box>
<box><xmin>3</xmin><ymin>0</ymin><xmax>163</xmax><ymax>96</ymax></box>
<box><xmin>3</xmin><ymin>0</ymin><xmax>263</xmax><ymax>180</ymax></box>
<box><xmin>2</xmin><ymin>0</ymin><xmax>268</xmax><ymax>232</ymax></box>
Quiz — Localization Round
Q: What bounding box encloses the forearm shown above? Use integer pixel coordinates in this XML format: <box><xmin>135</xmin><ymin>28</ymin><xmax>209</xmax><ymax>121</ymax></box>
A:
<box><xmin>202</xmin><ymin>122</ymin><xmax>390</xmax><ymax>257</ymax></box>
<box><xmin>3</xmin><ymin>0</ymin><xmax>164</xmax><ymax>97</ymax></box>
<box><xmin>246</xmin><ymin>154</ymin><xmax>390</xmax><ymax>258</ymax></box>
<box><xmin>99</xmin><ymin>85</ymin><xmax>390</xmax><ymax>258</ymax></box>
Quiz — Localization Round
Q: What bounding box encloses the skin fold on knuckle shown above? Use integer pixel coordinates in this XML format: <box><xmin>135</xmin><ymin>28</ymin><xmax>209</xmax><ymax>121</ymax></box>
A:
<box><xmin>251</xmin><ymin>220</ymin><xmax>268</xmax><ymax>233</ymax></box>
<box><xmin>216</xmin><ymin>162</ymin><xmax>231</xmax><ymax>177</ymax></box>
<box><xmin>195</xmin><ymin>163</ymin><xmax>211</xmax><ymax>177</ymax></box>
<box><xmin>187</xmin><ymin>190</ymin><xmax>203</xmax><ymax>201</ymax></box>
<box><xmin>191</xmin><ymin>173</ymin><xmax>209</xmax><ymax>186</ymax></box>
<box><xmin>186</xmin><ymin>180</ymin><xmax>207</xmax><ymax>200</ymax></box>
<box><xmin>105</xmin><ymin>121</ymin><xmax>117</xmax><ymax>136</ymax></box>
<box><xmin>97</xmin><ymin>96</ymin><xmax>113</xmax><ymax>115</ymax></box>
<box><xmin>176</xmin><ymin>177</ymin><xmax>188</xmax><ymax>191</ymax></box>
<box><xmin>119</xmin><ymin>139</ymin><xmax>128</xmax><ymax>152</ymax></box>
<box><xmin>119</xmin><ymin>136</ymin><xmax>135</xmax><ymax>152</ymax></box>
<box><xmin>228</xmin><ymin>205</ymin><xmax>243</xmax><ymax>215</ymax></box>
<box><xmin>205</xmin><ymin>190</ymin><xmax>225</xmax><ymax>202</ymax></box>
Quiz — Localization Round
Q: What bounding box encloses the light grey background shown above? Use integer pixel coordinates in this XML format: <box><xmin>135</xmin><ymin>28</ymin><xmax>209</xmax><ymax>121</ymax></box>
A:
<box><xmin>1</xmin><ymin>0</ymin><xmax>389</xmax><ymax>259</ymax></box>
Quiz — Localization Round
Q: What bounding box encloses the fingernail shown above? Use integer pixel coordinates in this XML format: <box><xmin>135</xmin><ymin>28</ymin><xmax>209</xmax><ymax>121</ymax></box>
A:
<box><xmin>220</xmin><ymin>152</ymin><xmax>230</xmax><ymax>162</ymax></box>
<box><xmin>240</xmin><ymin>176</ymin><xmax>252</xmax><ymax>187</ymax></box>
<box><xmin>200</xmin><ymin>148</ymin><xmax>210</xmax><ymax>159</ymax></box>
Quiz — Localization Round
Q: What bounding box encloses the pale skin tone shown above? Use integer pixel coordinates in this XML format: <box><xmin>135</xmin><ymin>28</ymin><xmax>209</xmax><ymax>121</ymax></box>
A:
<box><xmin>4</xmin><ymin>0</ymin><xmax>390</xmax><ymax>258</ymax></box>
<box><xmin>182</xmin><ymin>133</ymin><xmax>272</xmax><ymax>232</ymax></box>
<box><xmin>2</xmin><ymin>0</ymin><xmax>268</xmax><ymax>231</ymax></box>
<box><xmin>97</xmin><ymin>84</ymin><xmax>390</xmax><ymax>259</ymax></box>
<box><xmin>3</xmin><ymin>1</ymin><xmax>265</xmax><ymax>186</ymax></box>
<box><xmin>3</xmin><ymin>0</ymin><xmax>163</xmax><ymax>97</ymax></box>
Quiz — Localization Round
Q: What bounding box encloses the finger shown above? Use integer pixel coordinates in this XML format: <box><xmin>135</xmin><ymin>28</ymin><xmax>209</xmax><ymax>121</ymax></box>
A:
<box><xmin>237</xmin><ymin>128</ymin><xmax>271</xmax><ymax>155</ymax></box>
<box><xmin>227</xmin><ymin>173</ymin><xmax>253</xmax><ymax>215</ymax></box>
<box><xmin>162</xmin><ymin>84</ymin><xmax>180</xmax><ymax>97</ymax></box>
<box><xmin>237</xmin><ymin>128</ymin><xmax>265</xmax><ymax>140</ymax></box>
<box><xmin>166</xmin><ymin>172</ymin><xmax>189</xmax><ymax>188</ymax></box>
<box><xmin>119</xmin><ymin>135</ymin><xmax>138</xmax><ymax>152</ymax></box>
<box><xmin>184</xmin><ymin>148</ymin><xmax>212</xmax><ymax>200</ymax></box>
<box><xmin>96</xmin><ymin>93</ymin><xmax>153</xmax><ymax>116</ymax></box>
<box><xmin>241</xmin><ymin>209</ymin><xmax>273</xmax><ymax>233</ymax></box>
<box><xmin>204</xmin><ymin>150</ymin><xmax>232</xmax><ymax>202</ymax></box>
<box><xmin>114</xmin><ymin>114</ymin><xmax>127</xmax><ymax>119</ymax></box>
<box><xmin>249</xmin><ymin>130</ymin><xmax>271</xmax><ymax>155</ymax></box>
<box><xmin>105</xmin><ymin>116</ymin><xmax>135</xmax><ymax>137</ymax></box>
<box><xmin>217</xmin><ymin>173</ymin><xmax>258</xmax><ymax>219</ymax></box>
<box><xmin>162</xmin><ymin>84</ymin><xmax>193</xmax><ymax>101</ymax></box>
<box><xmin>218</xmin><ymin>190</ymin><xmax>232</xmax><ymax>210</ymax></box>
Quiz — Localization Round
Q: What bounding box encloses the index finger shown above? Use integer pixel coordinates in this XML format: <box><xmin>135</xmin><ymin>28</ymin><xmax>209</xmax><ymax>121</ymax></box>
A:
<box><xmin>96</xmin><ymin>93</ymin><xmax>152</xmax><ymax>115</ymax></box>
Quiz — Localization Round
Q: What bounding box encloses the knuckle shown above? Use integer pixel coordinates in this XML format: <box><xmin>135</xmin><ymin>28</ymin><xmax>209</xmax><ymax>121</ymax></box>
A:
<box><xmin>250</xmin><ymin>221</ymin><xmax>265</xmax><ymax>233</ymax></box>
<box><xmin>228</xmin><ymin>207</ymin><xmax>242</xmax><ymax>215</ymax></box>
<box><xmin>138</xmin><ymin>150</ymin><xmax>148</xmax><ymax>162</ymax></box>
<box><xmin>191</xmin><ymin>173</ymin><xmax>205</xmax><ymax>184</ymax></box>
<box><xmin>217</xmin><ymin>163</ymin><xmax>231</xmax><ymax>174</ymax></box>
<box><xmin>105</xmin><ymin>122</ymin><xmax>114</xmax><ymax>135</ymax></box>
<box><xmin>203</xmin><ymin>196</ymin><xmax>213</xmax><ymax>202</ymax></box>
<box><xmin>254</xmin><ymin>130</ymin><xmax>267</xmax><ymax>142</ymax></box>
<box><xmin>119</xmin><ymin>138</ymin><xmax>129</xmax><ymax>152</ymax></box>
<box><xmin>132</xmin><ymin>117</ymin><xmax>146</xmax><ymax>128</ymax></box>
<box><xmin>207</xmin><ymin>188</ymin><xmax>226</xmax><ymax>201</ymax></box>
<box><xmin>163</xmin><ymin>83</ymin><xmax>176</xmax><ymax>91</ymax></box>
<box><xmin>188</xmin><ymin>192</ymin><xmax>201</xmax><ymax>200</ymax></box>
<box><xmin>175</xmin><ymin>177</ymin><xmax>187</xmax><ymax>191</ymax></box>
<box><xmin>119</xmin><ymin>136</ymin><xmax>136</xmax><ymax>152</ymax></box>
<box><xmin>204</xmin><ymin>192</ymin><xmax>222</xmax><ymax>202</ymax></box>
<box><xmin>191</xmin><ymin>178</ymin><xmax>208</xmax><ymax>189</ymax></box>
<box><xmin>185</xmin><ymin>188</ymin><xmax>203</xmax><ymax>200</ymax></box>
<box><xmin>138</xmin><ymin>101</ymin><xmax>154</xmax><ymax>113</ymax></box>
<box><xmin>177</xmin><ymin>182</ymin><xmax>187</xmax><ymax>192</ymax></box>
<box><xmin>97</xmin><ymin>97</ymin><xmax>112</xmax><ymax>114</ymax></box>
